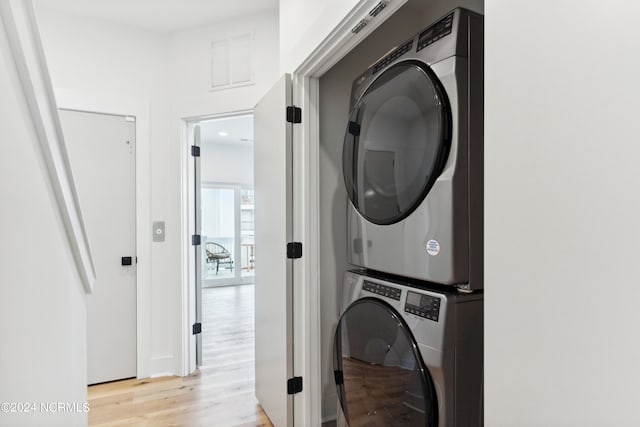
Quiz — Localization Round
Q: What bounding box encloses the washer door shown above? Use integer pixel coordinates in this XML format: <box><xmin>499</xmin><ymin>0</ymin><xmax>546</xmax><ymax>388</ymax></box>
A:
<box><xmin>343</xmin><ymin>61</ymin><xmax>452</xmax><ymax>225</ymax></box>
<box><xmin>334</xmin><ymin>298</ymin><xmax>438</xmax><ymax>426</ymax></box>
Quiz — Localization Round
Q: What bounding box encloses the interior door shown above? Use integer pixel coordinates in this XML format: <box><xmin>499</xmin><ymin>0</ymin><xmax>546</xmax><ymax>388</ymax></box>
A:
<box><xmin>59</xmin><ymin>109</ymin><xmax>137</xmax><ymax>385</ymax></box>
<box><xmin>193</xmin><ymin>125</ymin><xmax>203</xmax><ymax>367</ymax></box>
<box><xmin>254</xmin><ymin>74</ymin><xmax>294</xmax><ymax>427</ymax></box>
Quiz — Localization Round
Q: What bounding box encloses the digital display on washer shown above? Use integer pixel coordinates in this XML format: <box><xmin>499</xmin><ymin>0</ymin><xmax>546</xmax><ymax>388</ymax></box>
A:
<box><xmin>406</xmin><ymin>291</ymin><xmax>422</xmax><ymax>307</ymax></box>
<box><xmin>405</xmin><ymin>291</ymin><xmax>441</xmax><ymax>321</ymax></box>
<box><xmin>417</xmin><ymin>12</ymin><xmax>454</xmax><ymax>52</ymax></box>
<box><xmin>362</xmin><ymin>280</ymin><xmax>402</xmax><ymax>301</ymax></box>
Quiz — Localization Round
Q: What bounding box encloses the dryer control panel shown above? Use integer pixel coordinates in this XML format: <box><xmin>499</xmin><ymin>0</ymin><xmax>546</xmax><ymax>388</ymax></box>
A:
<box><xmin>417</xmin><ymin>11</ymin><xmax>454</xmax><ymax>51</ymax></box>
<box><xmin>405</xmin><ymin>291</ymin><xmax>441</xmax><ymax>321</ymax></box>
<box><xmin>362</xmin><ymin>280</ymin><xmax>401</xmax><ymax>301</ymax></box>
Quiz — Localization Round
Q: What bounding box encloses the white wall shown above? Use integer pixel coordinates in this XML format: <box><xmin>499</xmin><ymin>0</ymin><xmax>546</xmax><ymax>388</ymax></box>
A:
<box><xmin>33</xmin><ymin>6</ymin><xmax>279</xmax><ymax>377</ymax></box>
<box><xmin>200</xmin><ymin>141</ymin><xmax>254</xmax><ymax>243</ymax></box>
<box><xmin>279</xmin><ymin>0</ymin><xmax>360</xmax><ymax>72</ymax></box>
<box><xmin>201</xmin><ymin>187</ymin><xmax>235</xmax><ymax>238</ymax></box>
<box><xmin>169</xmin><ymin>11</ymin><xmax>280</xmax><ymax>117</ymax></box>
<box><xmin>201</xmin><ymin>143</ymin><xmax>254</xmax><ymax>185</ymax></box>
<box><xmin>0</xmin><ymin>15</ymin><xmax>87</xmax><ymax>426</ymax></box>
<box><xmin>485</xmin><ymin>0</ymin><xmax>640</xmax><ymax>425</ymax></box>
<box><xmin>34</xmin><ymin>6</ymin><xmax>180</xmax><ymax>376</ymax></box>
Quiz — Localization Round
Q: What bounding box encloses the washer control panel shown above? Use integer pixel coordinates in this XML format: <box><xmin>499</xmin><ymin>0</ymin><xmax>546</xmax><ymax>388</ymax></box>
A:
<box><xmin>417</xmin><ymin>11</ymin><xmax>454</xmax><ymax>52</ymax></box>
<box><xmin>405</xmin><ymin>291</ymin><xmax>441</xmax><ymax>321</ymax></box>
<box><xmin>372</xmin><ymin>40</ymin><xmax>414</xmax><ymax>74</ymax></box>
<box><xmin>362</xmin><ymin>280</ymin><xmax>401</xmax><ymax>301</ymax></box>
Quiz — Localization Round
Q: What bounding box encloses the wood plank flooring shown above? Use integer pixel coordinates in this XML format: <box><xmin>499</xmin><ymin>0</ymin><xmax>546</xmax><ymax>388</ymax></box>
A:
<box><xmin>88</xmin><ymin>284</ymin><xmax>273</xmax><ymax>427</ymax></box>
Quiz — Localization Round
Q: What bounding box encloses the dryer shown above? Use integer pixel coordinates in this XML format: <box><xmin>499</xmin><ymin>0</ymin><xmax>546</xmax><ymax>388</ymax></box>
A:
<box><xmin>343</xmin><ymin>8</ymin><xmax>484</xmax><ymax>290</ymax></box>
<box><xmin>334</xmin><ymin>270</ymin><xmax>483</xmax><ymax>426</ymax></box>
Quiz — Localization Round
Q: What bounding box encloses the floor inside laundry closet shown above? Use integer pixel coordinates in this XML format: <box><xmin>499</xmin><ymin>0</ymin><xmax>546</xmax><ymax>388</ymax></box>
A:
<box><xmin>87</xmin><ymin>284</ymin><xmax>273</xmax><ymax>427</ymax></box>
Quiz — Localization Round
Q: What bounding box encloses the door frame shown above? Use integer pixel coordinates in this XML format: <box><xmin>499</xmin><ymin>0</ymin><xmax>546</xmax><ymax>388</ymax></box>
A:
<box><xmin>54</xmin><ymin>88</ymin><xmax>152</xmax><ymax>379</ymax></box>
<box><xmin>289</xmin><ymin>1</ymin><xmax>407</xmax><ymax>425</ymax></box>
<box><xmin>181</xmin><ymin>109</ymin><xmax>254</xmax><ymax>375</ymax></box>
<box><xmin>178</xmin><ymin>1</ymin><xmax>406</xmax><ymax>424</ymax></box>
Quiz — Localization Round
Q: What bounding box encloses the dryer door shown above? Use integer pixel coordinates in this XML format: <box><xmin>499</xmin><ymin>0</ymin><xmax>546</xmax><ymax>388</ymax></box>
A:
<box><xmin>334</xmin><ymin>297</ymin><xmax>438</xmax><ymax>426</ymax></box>
<box><xmin>343</xmin><ymin>61</ymin><xmax>452</xmax><ymax>225</ymax></box>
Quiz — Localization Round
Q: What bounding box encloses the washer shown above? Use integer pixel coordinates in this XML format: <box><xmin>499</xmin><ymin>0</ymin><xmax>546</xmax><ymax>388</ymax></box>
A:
<box><xmin>343</xmin><ymin>8</ymin><xmax>484</xmax><ymax>290</ymax></box>
<box><xmin>334</xmin><ymin>271</ymin><xmax>483</xmax><ymax>426</ymax></box>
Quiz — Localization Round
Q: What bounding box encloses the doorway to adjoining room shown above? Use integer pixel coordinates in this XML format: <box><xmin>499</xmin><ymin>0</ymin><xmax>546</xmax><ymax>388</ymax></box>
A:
<box><xmin>198</xmin><ymin>114</ymin><xmax>255</xmax><ymax>288</ymax></box>
<box><xmin>191</xmin><ymin>113</ymin><xmax>263</xmax><ymax>421</ymax></box>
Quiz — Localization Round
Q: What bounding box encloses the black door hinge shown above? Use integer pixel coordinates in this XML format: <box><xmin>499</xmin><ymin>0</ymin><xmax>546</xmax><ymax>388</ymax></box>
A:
<box><xmin>192</xmin><ymin>322</ymin><xmax>202</xmax><ymax>335</ymax></box>
<box><xmin>191</xmin><ymin>145</ymin><xmax>200</xmax><ymax>157</ymax></box>
<box><xmin>287</xmin><ymin>242</ymin><xmax>302</xmax><ymax>259</ymax></box>
<box><xmin>348</xmin><ymin>121</ymin><xmax>361</xmax><ymax>136</ymax></box>
<box><xmin>334</xmin><ymin>370</ymin><xmax>344</xmax><ymax>385</ymax></box>
<box><xmin>287</xmin><ymin>376</ymin><xmax>303</xmax><ymax>394</ymax></box>
<box><xmin>286</xmin><ymin>106</ymin><xmax>301</xmax><ymax>124</ymax></box>
<box><xmin>192</xmin><ymin>234</ymin><xmax>201</xmax><ymax>246</ymax></box>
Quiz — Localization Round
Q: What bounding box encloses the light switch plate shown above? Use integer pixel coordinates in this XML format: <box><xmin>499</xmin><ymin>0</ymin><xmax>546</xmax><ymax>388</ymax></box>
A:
<box><xmin>153</xmin><ymin>221</ymin><xmax>165</xmax><ymax>242</ymax></box>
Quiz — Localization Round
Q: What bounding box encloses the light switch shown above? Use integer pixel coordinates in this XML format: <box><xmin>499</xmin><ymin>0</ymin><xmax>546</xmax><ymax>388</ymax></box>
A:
<box><xmin>153</xmin><ymin>221</ymin><xmax>165</xmax><ymax>242</ymax></box>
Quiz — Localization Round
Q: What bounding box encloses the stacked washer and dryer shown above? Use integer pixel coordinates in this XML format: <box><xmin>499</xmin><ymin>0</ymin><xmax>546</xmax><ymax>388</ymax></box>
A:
<box><xmin>333</xmin><ymin>8</ymin><xmax>484</xmax><ymax>426</ymax></box>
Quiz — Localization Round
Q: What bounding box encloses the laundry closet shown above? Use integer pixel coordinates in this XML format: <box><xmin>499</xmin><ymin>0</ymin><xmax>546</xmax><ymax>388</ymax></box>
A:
<box><xmin>317</xmin><ymin>0</ymin><xmax>484</xmax><ymax>425</ymax></box>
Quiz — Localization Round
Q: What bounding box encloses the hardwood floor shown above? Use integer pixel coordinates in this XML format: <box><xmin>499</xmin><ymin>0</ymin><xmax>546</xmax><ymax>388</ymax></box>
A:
<box><xmin>88</xmin><ymin>284</ymin><xmax>273</xmax><ymax>427</ymax></box>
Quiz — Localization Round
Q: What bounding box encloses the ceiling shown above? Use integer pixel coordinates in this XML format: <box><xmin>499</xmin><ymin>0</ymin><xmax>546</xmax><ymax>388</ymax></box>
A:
<box><xmin>36</xmin><ymin>0</ymin><xmax>278</xmax><ymax>33</ymax></box>
<box><xmin>200</xmin><ymin>115</ymin><xmax>253</xmax><ymax>147</ymax></box>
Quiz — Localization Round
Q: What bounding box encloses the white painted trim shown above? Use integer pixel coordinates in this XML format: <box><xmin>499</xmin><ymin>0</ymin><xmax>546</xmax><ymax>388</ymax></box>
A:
<box><xmin>289</xmin><ymin>1</ymin><xmax>406</xmax><ymax>425</ymax></box>
<box><xmin>0</xmin><ymin>0</ymin><xmax>96</xmax><ymax>293</ymax></box>
<box><xmin>291</xmin><ymin>74</ymin><xmax>322</xmax><ymax>427</ymax></box>
<box><xmin>149</xmin><ymin>372</ymin><xmax>175</xmax><ymax>379</ymax></box>
<box><xmin>183</xmin><ymin>108</ymin><xmax>254</xmax><ymax>124</ymax></box>
<box><xmin>181</xmin><ymin>120</ymin><xmax>196</xmax><ymax>376</ymax></box>
<box><xmin>292</xmin><ymin>0</ymin><xmax>407</xmax><ymax>78</ymax></box>
<box><xmin>54</xmin><ymin>88</ymin><xmax>153</xmax><ymax>380</ymax></box>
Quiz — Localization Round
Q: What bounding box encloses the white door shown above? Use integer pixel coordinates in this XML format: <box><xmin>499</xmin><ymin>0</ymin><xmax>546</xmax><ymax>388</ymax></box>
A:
<box><xmin>59</xmin><ymin>109</ymin><xmax>137</xmax><ymax>385</ymax></box>
<box><xmin>193</xmin><ymin>125</ymin><xmax>203</xmax><ymax>367</ymax></box>
<box><xmin>254</xmin><ymin>74</ymin><xmax>294</xmax><ymax>427</ymax></box>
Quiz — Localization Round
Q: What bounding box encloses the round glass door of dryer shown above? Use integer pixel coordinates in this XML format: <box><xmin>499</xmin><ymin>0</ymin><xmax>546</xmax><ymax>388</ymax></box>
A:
<box><xmin>333</xmin><ymin>297</ymin><xmax>438</xmax><ymax>426</ymax></box>
<box><xmin>342</xmin><ymin>61</ymin><xmax>452</xmax><ymax>225</ymax></box>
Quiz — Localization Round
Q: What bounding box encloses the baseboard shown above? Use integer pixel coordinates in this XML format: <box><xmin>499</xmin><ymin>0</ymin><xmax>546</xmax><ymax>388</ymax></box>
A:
<box><xmin>149</xmin><ymin>355</ymin><xmax>176</xmax><ymax>377</ymax></box>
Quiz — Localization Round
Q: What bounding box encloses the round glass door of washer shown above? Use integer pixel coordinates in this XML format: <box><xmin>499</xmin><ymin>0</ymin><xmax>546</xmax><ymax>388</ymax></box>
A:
<box><xmin>343</xmin><ymin>61</ymin><xmax>452</xmax><ymax>225</ymax></box>
<box><xmin>334</xmin><ymin>297</ymin><xmax>438</xmax><ymax>426</ymax></box>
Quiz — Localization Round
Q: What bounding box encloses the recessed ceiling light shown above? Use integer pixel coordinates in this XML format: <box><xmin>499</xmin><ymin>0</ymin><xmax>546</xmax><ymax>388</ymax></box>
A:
<box><xmin>218</xmin><ymin>131</ymin><xmax>228</xmax><ymax>136</ymax></box>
